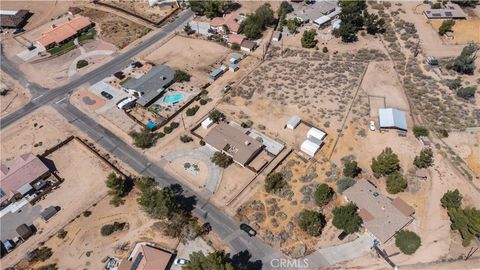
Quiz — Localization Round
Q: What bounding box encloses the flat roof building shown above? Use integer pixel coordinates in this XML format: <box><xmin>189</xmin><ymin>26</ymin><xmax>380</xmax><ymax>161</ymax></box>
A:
<box><xmin>0</xmin><ymin>153</ymin><xmax>50</xmax><ymax>206</ymax></box>
<box><xmin>0</xmin><ymin>9</ymin><xmax>30</xmax><ymax>29</ymax></box>
<box><xmin>118</xmin><ymin>243</ymin><xmax>174</xmax><ymax>270</ymax></box>
<box><xmin>290</xmin><ymin>1</ymin><xmax>338</xmax><ymax>25</ymax></box>
<box><xmin>378</xmin><ymin>108</ymin><xmax>407</xmax><ymax>131</ymax></box>
<box><xmin>204</xmin><ymin>123</ymin><xmax>263</xmax><ymax>166</ymax></box>
<box><xmin>343</xmin><ymin>180</ymin><xmax>415</xmax><ymax>243</ymax></box>
<box><xmin>122</xmin><ymin>65</ymin><xmax>175</xmax><ymax>107</ymax></box>
<box><xmin>424</xmin><ymin>4</ymin><xmax>466</xmax><ymax>19</ymax></box>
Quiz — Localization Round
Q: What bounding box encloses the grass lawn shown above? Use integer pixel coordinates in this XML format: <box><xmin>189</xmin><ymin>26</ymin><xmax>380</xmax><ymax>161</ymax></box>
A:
<box><xmin>47</xmin><ymin>28</ymin><xmax>96</xmax><ymax>55</ymax></box>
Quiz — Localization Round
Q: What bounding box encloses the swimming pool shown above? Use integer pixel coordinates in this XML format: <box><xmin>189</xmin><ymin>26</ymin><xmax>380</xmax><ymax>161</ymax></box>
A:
<box><xmin>163</xmin><ymin>93</ymin><xmax>185</xmax><ymax>104</ymax></box>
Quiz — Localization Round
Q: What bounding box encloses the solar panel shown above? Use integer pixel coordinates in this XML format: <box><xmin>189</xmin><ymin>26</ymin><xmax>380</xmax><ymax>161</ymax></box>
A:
<box><xmin>432</xmin><ymin>13</ymin><xmax>441</xmax><ymax>17</ymax></box>
<box><xmin>445</xmin><ymin>11</ymin><xmax>453</xmax><ymax>16</ymax></box>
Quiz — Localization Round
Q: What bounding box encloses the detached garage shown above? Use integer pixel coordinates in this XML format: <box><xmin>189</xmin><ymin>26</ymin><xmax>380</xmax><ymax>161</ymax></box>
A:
<box><xmin>378</xmin><ymin>108</ymin><xmax>407</xmax><ymax>131</ymax></box>
<box><xmin>301</xmin><ymin>139</ymin><xmax>321</xmax><ymax>157</ymax></box>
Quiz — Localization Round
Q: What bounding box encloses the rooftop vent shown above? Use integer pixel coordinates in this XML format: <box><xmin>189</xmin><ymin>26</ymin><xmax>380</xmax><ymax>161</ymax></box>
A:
<box><xmin>244</xmin><ymin>140</ymin><xmax>251</xmax><ymax>146</ymax></box>
<box><xmin>373</xmin><ymin>192</ymin><xmax>379</xmax><ymax>197</ymax></box>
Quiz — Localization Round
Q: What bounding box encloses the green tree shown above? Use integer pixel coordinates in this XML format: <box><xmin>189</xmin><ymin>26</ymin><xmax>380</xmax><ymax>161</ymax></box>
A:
<box><xmin>76</xmin><ymin>59</ymin><xmax>88</xmax><ymax>69</ymax></box>
<box><xmin>457</xmin><ymin>86</ymin><xmax>476</xmax><ymax>100</ymax></box>
<box><xmin>314</xmin><ymin>184</ymin><xmax>334</xmax><ymax>207</ymax></box>
<box><xmin>452</xmin><ymin>0</ymin><xmax>479</xmax><ymax>7</ymax></box>
<box><xmin>211</xmin><ymin>151</ymin><xmax>233</xmax><ymax>168</ymax></box>
<box><xmin>438</xmin><ymin>19</ymin><xmax>455</xmax><ymax>35</ymax></box>
<box><xmin>239</xmin><ymin>4</ymin><xmax>274</xmax><ymax>39</ymax></box>
<box><xmin>203</xmin><ymin>0</ymin><xmax>225</xmax><ymax>19</ymax></box>
<box><xmin>136</xmin><ymin>176</ymin><xmax>157</xmax><ymax>192</ymax></box>
<box><xmin>336</xmin><ymin>177</ymin><xmax>356</xmax><ymax>193</ymax></box>
<box><xmin>239</xmin><ymin>16</ymin><xmax>262</xmax><ymax>39</ymax></box>
<box><xmin>264</xmin><ymin>172</ymin><xmax>287</xmax><ymax>193</ymax></box>
<box><xmin>333</xmin><ymin>21</ymin><xmax>358</xmax><ymax>42</ymax></box>
<box><xmin>332</xmin><ymin>203</ymin><xmax>362</xmax><ymax>234</ymax></box>
<box><xmin>395</xmin><ymin>230</ymin><xmax>421</xmax><ymax>255</ymax></box>
<box><xmin>449</xmin><ymin>44</ymin><xmax>478</xmax><ymax>75</ymax></box>
<box><xmin>184</xmin><ymin>23</ymin><xmax>194</xmax><ymax>35</ymax></box>
<box><xmin>448</xmin><ymin>207</ymin><xmax>480</xmax><ymax>246</ymax></box>
<box><xmin>105</xmin><ymin>173</ymin><xmax>128</xmax><ymax>197</ymax></box>
<box><xmin>413</xmin><ymin>125</ymin><xmax>429</xmax><ymax>138</ymax></box>
<box><xmin>129</xmin><ymin>128</ymin><xmax>159</xmax><ymax>149</ymax></box>
<box><xmin>298</xmin><ymin>210</ymin><xmax>326</xmax><ymax>237</ymax></box>
<box><xmin>301</xmin><ymin>29</ymin><xmax>317</xmax><ymax>48</ymax></box>
<box><xmin>414</xmin><ymin>148</ymin><xmax>434</xmax><ymax>168</ymax></box>
<box><xmin>364</xmin><ymin>10</ymin><xmax>385</xmax><ymax>35</ymax></box>
<box><xmin>209</xmin><ymin>110</ymin><xmax>225</xmax><ymax>123</ymax></box>
<box><xmin>441</xmin><ymin>189</ymin><xmax>463</xmax><ymax>209</ymax></box>
<box><xmin>343</xmin><ymin>159</ymin><xmax>361</xmax><ymax>178</ymax></box>
<box><xmin>184</xmin><ymin>251</ymin><xmax>235</xmax><ymax>270</ymax></box>
<box><xmin>279</xmin><ymin>1</ymin><xmax>293</xmax><ymax>13</ymax></box>
<box><xmin>386</xmin><ymin>171</ymin><xmax>407</xmax><ymax>194</ymax></box>
<box><xmin>371</xmin><ymin>147</ymin><xmax>400</xmax><ymax>178</ymax></box>
<box><xmin>286</xmin><ymin>18</ymin><xmax>301</xmax><ymax>34</ymax></box>
<box><xmin>137</xmin><ymin>186</ymin><xmax>179</xmax><ymax>219</ymax></box>
<box><xmin>431</xmin><ymin>2</ymin><xmax>442</xmax><ymax>9</ymax></box>
<box><xmin>174</xmin><ymin>70</ymin><xmax>191</xmax><ymax>82</ymax></box>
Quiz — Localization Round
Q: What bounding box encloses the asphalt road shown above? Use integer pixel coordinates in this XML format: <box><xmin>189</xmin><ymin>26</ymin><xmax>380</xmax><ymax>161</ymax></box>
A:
<box><xmin>0</xmin><ymin>9</ymin><xmax>299</xmax><ymax>269</ymax></box>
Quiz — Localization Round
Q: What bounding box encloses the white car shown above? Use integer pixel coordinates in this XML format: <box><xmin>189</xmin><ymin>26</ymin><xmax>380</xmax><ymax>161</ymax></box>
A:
<box><xmin>174</xmin><ymin>258</ymin><xmax>190</xmax><ymax>266</ymax></box>
<box><xmin>370</xmin><ymin>121</ymin><xmax>376</xmax><ymax>131</ymax></box>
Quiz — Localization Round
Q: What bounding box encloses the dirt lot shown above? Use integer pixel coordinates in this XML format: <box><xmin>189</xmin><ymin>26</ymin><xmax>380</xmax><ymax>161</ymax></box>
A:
<box><xmin>81</xmin><ymin>7</ymin><xmax>151</xmax><ymax>49</ymax></box>
<box><xmin>430</xmin><ymin>18</ymin><xmax>480</xmax><ymax>44</ymax></box>
<box><xmin>0</xmin><ymin>73</ymin><xmax>30</xmax><ymax>117</ymax></box>
<box><xmin>103</xmin><ymin>0</ymin><xmax>177</xmax><ymax>24</ymax></box>
<box><xmin>140</xmin><ymin>36</ymin><xmax>230</xmax><ymax>82</ymax></box>
<box><xmin>442</xmin><ymin>130</ymin><xmax>480</xmax><ymax>178</ymax></box>
<box><xmin>3</xmin><ymin>139</ymin><xmax>114</xmax><ymax>268</ymax></box>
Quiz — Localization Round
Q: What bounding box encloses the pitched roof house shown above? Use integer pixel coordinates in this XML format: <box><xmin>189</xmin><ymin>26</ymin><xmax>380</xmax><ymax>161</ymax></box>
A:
<box><xmin>210</xmin><ymin>12</ymin><xmax>243</xmax><ymax>33</ymax></box>
<box><xmin>0</xmin><ymin>153</ymin><xmax>50</xmax><ymax>206</ymax></box>
<box><xmin>36</xmin><ymin>16</ymin><xmax>92</xmax><ymax>49</ymax></box>
<box><xmin>343</xmin><ymin>180</ymin><xmax>415</xmax><ymax>243</ymax></box>
<box><xmin>118</xmin><ymin>243</ymin><xmax>174</xmax><ymax>270</ymax></box>
<box><xmin>204</xmin><ymin>123</ymin><xmax>263</xmax><ymax>166</ymax></box>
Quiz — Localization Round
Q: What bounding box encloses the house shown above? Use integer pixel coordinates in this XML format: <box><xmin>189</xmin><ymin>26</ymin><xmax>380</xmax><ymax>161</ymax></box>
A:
<box><xmin>0</xmin><ymin>9</ymin><xmax>31</xmax><ymax>29</ymax></box>
<box><xmin>210</xmin><ymin>12</ymin><xmax>243</xmax><ymax>34</ymax></box>
<box><xmin>118</xmin><ymin>243</ymin><xmax>174</xmax><ymax>270</ymax></box>
<box><xmin>204</xmin><ymin>122</ymin><xmax>263</xmax><ymax>167</ymax></box>
<box><xmin>122</xmin><ymin>65</ymin><xmax>175</xmax><ymax>107</ymax></box>
<box><xmin>201</xmin><ymin>117</ymin><xmax>214</xmax><ymax>129</ymax></box>
<box><xmin>40</xmin><ymin>206</ymin><xmax>58</xmax><ymax>222</ymax></box>
<box><xmin>424</xmin><ymin>4</ymin><xmax>466</xmax><ymax>19</ymax></box>
<box><xmin>227</xmin><ymin>34</ymin><xmax>245</xmax><ymax>47</ymax></box>
<box><xmin>241</xmin><ymin>40</ymin><xmax>257</xmax><ymax>52</ymax></box>
<box><xmin>290</xmin><ymin>1</ymin><xmax>339</xmax><ymax>27</ymax></box>
<box><xmin>36</xmin><ymin>16</ymin><xmax>93</xmax><ymax>49</ymax></box>
<box><xmin>287</xmin><ymin>116</ymin><xmax>301</xmax><ymax>130</ymax></box>
<box><xmin>229</xmin><ymin>54</ymin><xmax>242</xmax><ymax>64</ymax></box>
<box><xmin>0</xmin><ymin>153</ymin><xmax>50</xmax><ymax>207</ymax></box>
<box><xmin>378</xmin><ymin>108</ymin><xmax>407</xmax><ymax>131</ymax></box>
<box><xmin>16</xmin><ymin>224</ymin><xmax>34</xmax><ymax>241</ymax></box>
<box><xmin>230</xmin><ymin>64</ymin><xmax>239</xmax><ymax>72</ymax></box>
<box><xmin>272</xmin><ymin>31</ymin><xmax>282</xmax><ymax>42</ymax></box>
<box><xmin>343</xmin><ymin>180</ymin><xmax>415</xmax><ymax>243</ymax></box>
<box><xmin>68</xmin><ymin>6</ymin><xmax>82</xmax><ymax>16</ymax></box>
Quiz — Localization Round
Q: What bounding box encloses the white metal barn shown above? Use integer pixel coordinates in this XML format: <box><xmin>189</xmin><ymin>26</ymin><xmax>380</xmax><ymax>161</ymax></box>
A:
<box><xmin>201</xmin><ymin>117</ymin><xmax>213</xmax><ymax>129</ymax></box>
<box><xmin>287</xmin><ymin>116</ymin><xmax>301</xmax><ymax>130</ymax></box>
<box><xmin>307</xmin><ymin>127</ymin><xmax>326</xmax><ymax>141</ymax></box>
<box><xmin>301</xmin><ymin>139</ymin><xmax>321</xmax><ymax>157</ymax></box>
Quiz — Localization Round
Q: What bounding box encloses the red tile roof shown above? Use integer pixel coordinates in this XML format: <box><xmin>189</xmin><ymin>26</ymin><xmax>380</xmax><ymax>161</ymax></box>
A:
<box><xmin>37</xmin><ymin>16</ymin><xmax>92</xmax><ymax>47</ymax></box>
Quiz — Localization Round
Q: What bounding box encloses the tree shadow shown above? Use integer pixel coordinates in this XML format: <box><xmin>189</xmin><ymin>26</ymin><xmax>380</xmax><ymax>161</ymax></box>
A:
<box><xmin>168</xmin><ymin>184</ymin><xmax>197</xmax><ymax>212</ymax></box>
<box><xmin>231</xmin><ymin>250</ymin><xmax>263</xmax><ymax>270</ymax></box>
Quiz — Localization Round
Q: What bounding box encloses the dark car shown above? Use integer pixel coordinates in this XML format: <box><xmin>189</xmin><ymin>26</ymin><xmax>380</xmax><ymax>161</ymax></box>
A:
<box><xmin>337</xmin><ymin>231</ymin><xmax>348</xmax><ymax>240</ymax></box>
<box><xmin>240</xmin><ymin>223</ymin><xmax>256</xmax><ymax>237</ymax></box>
<box><xmin>100</xmin><ymin>91</ymin><xmax>113</xmax><ymax>100</ymax></box>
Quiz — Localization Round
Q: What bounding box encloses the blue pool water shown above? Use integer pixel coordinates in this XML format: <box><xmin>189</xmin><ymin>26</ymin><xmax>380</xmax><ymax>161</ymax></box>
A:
<box><xmin>163</xmin><ymin>93</ymin><xmax>185</xmax><ymax>104</ymax></box>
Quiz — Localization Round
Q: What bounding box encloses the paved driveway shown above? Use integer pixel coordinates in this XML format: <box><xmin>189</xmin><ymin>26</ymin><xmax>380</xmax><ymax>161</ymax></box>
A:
<box><xmin>0</xmin><ymin>202</ymin><xmax>42</xmax><ymax>242</ymax></box>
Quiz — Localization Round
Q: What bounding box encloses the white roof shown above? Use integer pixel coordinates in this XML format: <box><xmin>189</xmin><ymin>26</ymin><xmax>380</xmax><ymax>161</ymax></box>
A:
<box><xmin>307</xmin><ymin>127</ymin><xmax>326</xmax><ymax>141</ymax></box>
<box><xmin>301</xmin><ymin>139</ymin><xmax>321</xmax><ymax>157</ymax></box>
<box><xmin>0</xmin><ymin>10</ymin><xmax>18</xmax><ymax>16</ymax></box>
<box><xmin>17</xmin><ymin>183</ymin><xmax>33</xmax><ymax>195</ymax></box>
<box><xmin>201</xmin><ymin>117</ymin><xmax>213</xmax><ymax>128</ymax></box>
<box><xmin>287</xmin><ymin>116</ymin><xmax>301</xmax><ymax>129</ymax></box>
<box><xmin>378</xmin><ymin>108</ymin><xmax>407</xmax><ymax>130</ymax></box>
<box><xmin>332</xmin><ymin>19</ymin><xmax>341</xmax><ymax>29</ymax></box>
<box><xmin>314</xmin><ymin>15</ymin><xmax>331</xmax><ymax>26</ymax></box>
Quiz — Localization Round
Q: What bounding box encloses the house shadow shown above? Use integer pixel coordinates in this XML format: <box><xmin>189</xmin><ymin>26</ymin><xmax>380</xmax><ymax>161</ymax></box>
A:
<box><xmin>38</xmin><ymin>156</ymin><xmax>57</xmax><ymax>173</ymax></box>
<box><xmin>231</xmin><ymin>250</ymin><xmax>263</xmax><ymax>270</ymax></box>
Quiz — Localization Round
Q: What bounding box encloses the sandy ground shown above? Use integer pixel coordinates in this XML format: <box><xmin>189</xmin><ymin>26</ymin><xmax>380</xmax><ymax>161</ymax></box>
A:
<box><xmin>35</xmin><ymin>192</ymin><xmax>179</xmax><ymax>270</ymax></box>
<box><xmin>140</xmin><ymin>35</ymin><xmax>230</xmax><ymax>82</ymax></box>
<box><xmin>103</xmin><ymin>0</ymin><xmax>177</xmax><ymax>24</ymax></box>
<box><xmin>442</xmin><ymin>131</ymin><xmax>480</xmax><ymax>178</ymax></box>
<box><xmin>430</xmin><ymin>18</ymin><xmax>480</xmax><ymax>44</ymax></box>
<box><xmin>2</xmin><ymin>140</ymin><xmax>113</xmax><ymax>268</ymax></box>
<box><xmin>0</xmin><ymin>73</ymin><xmax>30</xmax><ymax>117</ymax></box>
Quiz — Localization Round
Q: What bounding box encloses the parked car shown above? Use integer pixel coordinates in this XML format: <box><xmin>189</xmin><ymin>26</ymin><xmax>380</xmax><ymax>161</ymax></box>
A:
<box><xmin>100</xmin><ymin>91</ymin><xmax>113</xmax><ymax>100</ymax></box>
<box><xmin>240</xmin><ymin>223</ymin><xmax>256</xmax><ymax>237</ymax></box>
<box><xmin>223</xmin><ymin>85</ymin><xmax>231</xmax><ymax>93</ymax></box>
<box><xmin>174</xmin><ymin>258</ymin><xmax>190</xmax><ymax>266</ymax></box>
<box><xmin>337</xmin><ymin>231</ymin><xmax>348</xmax><ymax>240</ymax></box>
<box><xmin>369</xmin><ymin>120</ymin><xmax>375</xmax><ymax>131</ymax></box>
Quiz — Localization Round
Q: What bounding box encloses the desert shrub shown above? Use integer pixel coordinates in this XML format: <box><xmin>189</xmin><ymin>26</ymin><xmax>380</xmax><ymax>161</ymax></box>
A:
<box><xmin>100</xmin><ymin>222</ymin><xmax>126</xmax><ymax>236</ymax></box>
<box><xmin>322</xmin><ymin>46</ymin><xmax>328</xmax><ymax>53</ymax></box>
<box><xmin>413</xmin><ymin>148</ymin><xmax>434</xmax><ymax>168</ymax></box>
<box><xmin>332</xmin><ymin>203</ymin><xmax>362</xmax><ymax>234</ymax></box>
<box><xmin>298</xmin><ymin>210</ymin><xmax>326</xmax><ymax>237</ymax></box>
<box><xmin>199</xmin><ymin>99</ymin><xmax>208</xmax><ymax>105</ymax></box>
<box><xmin>445</xmin><ymin>78</ymin><xmax>461</xmax><ymax>90</ymax></box>
<box><xmin>57</xmin><ymin>229</ymin><xmax>68</xmax><ymax>239</ymax></box>
<box><xmin>448</xmin><ymin>44</ymin><xmax>478</xmax><ymax>75</ymax></box>
<box><xmin>129</xmin><ymin>128</ymin><xmax>159</xmax><ymax>148</ymax></box>
<box><xmin>441</xmin><ymin>189</ymin><xmax>462</xmax><ymax>209</ymax></box>
<box><xmin>76</xmin><ymin>59</ymin><xmax>88</xmax><ymax>69</ymax></box>
<box><xmin>371</xmin><ymin>147</ymin><xmax>400</xmax><ymax>177</ymax></box>
<box><xmin>265</xmin><ymin>172</ymin><xmax>287</xmax><ymax>193</ymax></box>
<box><xmin>184</xmin><ymin>23</ymin><xmax>194</xmax><ymax>35</ymax></box>
<box><xmin>395</xmin><ymin>230</ymin><xmax>421</xmax><ymax>254</ymax></box>
<box><xmin>438</xmin><ymin>19</ymin><xmax>455</xmax><ymax>35</ymax></box>
<box><xmin>164</xmin><ymin>126</ymin><xmax>173</xmax><ymax>134</ymax></box>
<box><xmin>457</xmin><ymin>87</ymin><xmax>476</xmax><ymax>100</ymax></box>
<box><xmin>209</xmin><ymin>110</ymin><xmax>225</xmax><ymax>123</ymax></box>
<box><xmin>241</xmin><ymin>120</ymin><xmax>253</xmax><ymax>128</ymax></box>
<box><xmin>211</xmin><ymin>151</ymin><xmax>233</xmax><ymax>168</ymax></box>
<box><xmin>386</xmin><ymin>172</ymin><xmax>407</xmax><ymax>194</ymax></box>
<box><xmin>30</xmin><ymin>247</ymin><xmax>53</xmax><ymax>262</ymax></box>
<box><xmin>170</xmin><ymin>122</ymin><xmax>180</xmax><ymax>129</ymax></box>
<box><xmin>413</xmin><ymin>125</ymin><xmax>429</xmax><ymax>138</ymax></box>
<box><xmin>34</xmin><ymin>264</ymin><xmax>57</xmax><ymax>270</ymax></box>
<box><xmin>314</xmin><ymin>184</ymin><xmax>334</xmax><ymax>207</ymax></box>
<box><xmin>336</xmin><ymin>177</ymin><xmax>356</xmax><ymax>193</ymax></box>
<box><xmin>431</xmin><ymin>2</ymin><xmax>442</xmax><ymax>8</ymax></box>
<box><xmin>174</xmin><ymin>70</ymin><xmax>191</xmax><ymax>82</ymax></box>
<box><xmin>186</xmin><ymin>105</ymin><xmax>200</xmax><ymax>116</ymax></box>
<box><xmin>231</xmin><ymin>43</ymin><xmax>240</xmax><ymax>50</ymax></box>
<box><xmin>180</xmin><ymin>135</ymin><xmax>193</xmax><ymax>143</ymax></box>
<box><xmin>301</xmin><ymin>29</ymin><xmax>317</xmax><ymax>48</ymax></box>
<box><xmin>343</xmin><ymin>159</ymin><xmax>361</xmax><ymax>178</ymax></box>
<box><xmin>286</xmin><ymin>18</ymin><xmax>301</xmax><ymax>34</ymax></box>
